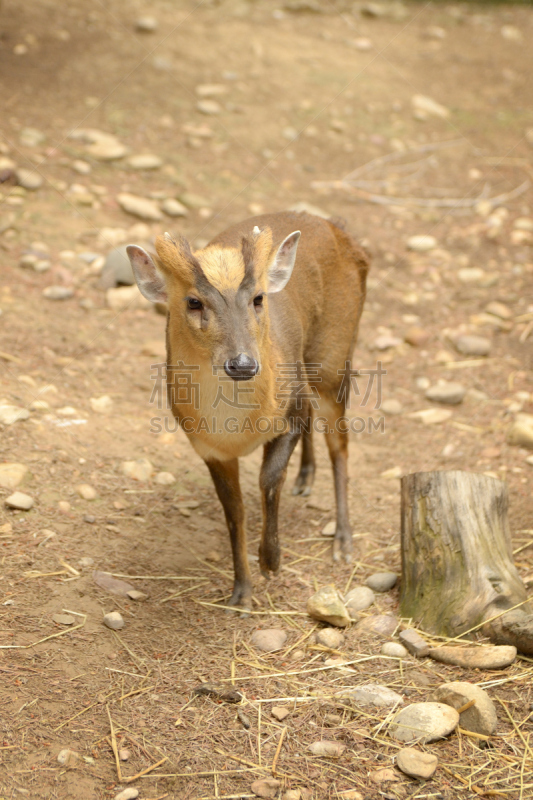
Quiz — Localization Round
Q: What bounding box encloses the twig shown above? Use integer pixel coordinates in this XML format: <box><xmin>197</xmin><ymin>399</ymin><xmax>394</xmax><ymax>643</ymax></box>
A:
<box><xmin>118</xmin><ymin>685</ymin><xmax>154</xmax><ymax>702</ymax></box>
<box><xmin>0</xmin><ymin>612</ymin><xmax>87</xmax><ymax>650</ymax></box>
<box><xmin>124</xmin><ymin>757</ymin><xmax>169</xmax><ymax>783</ymax></box>
<box><xmin>106</xmin><ymin>705</ymin><xmax>122</xmax><ymax>782</ymax></box>
<box><xmin>271</xmin><ymin>726</ymin><xmax>286</xmax><ymax>776</ymax></box>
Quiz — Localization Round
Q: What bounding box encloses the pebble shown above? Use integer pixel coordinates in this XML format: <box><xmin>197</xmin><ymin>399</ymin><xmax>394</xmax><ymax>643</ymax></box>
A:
<box><xmin>316</xmin><ymin>627</ymin><xmax>344</xmax><ymax>649</ymax></box>
<box><xmin>251</xmin><ymin>779</ymin><xmax>281</xmax><ymax>799</ymax></box>
<box><xmin>251</xmin><ymin>628</ymin><xmax>287</xmax><ymax>652</ymax></box>
<box><xmin>431</xmin><ymin>681</ymin><xmax>497</xmax><ymax>735</ymax></box>
<box><xmin>127</xmin><ymin>589</ymin><xmax>148</xmax><ymax>601</ymax></box>
<box><xmin>16</xmin><ymin>168</ymin><xmax>43</xmax><ymax>190</ymax></box>
<box><xmin>161</xmin><ymin>198</ymin><xmax>188</xmax><ymax>217</ymax></box>
<box><xmin>196</xmin><ymin>83</ymin><xmax>228</xmax><ymax>98</ymax></box>
<box><xmin>407</xmin><ymin>234</ymin><xmax>437</xmax><ymax>252</ymax></box>
<box><xmin>526</xmin><ymin>455</ymin><xmax>533</xmax><ymax>466</ymax></box>
<box><xmin>271</xmin><ymin>706</ymin><xmax>290</xmax><ymax>721</ymax></box>
<box><xmin>87</xmin><ymin>139</ymin><xmax>127</xmax><ymax>161</ymax></box>
<box><xmin>399</xmin><ymin>629</ymin><xmax>429</xmax><ymax>657</ymax></box>
<box><xmin>307</xmin><ymin>586</ymin><xmax>350</xmax><ymax>627</ymax></box>
<box><xmin>114</xmin><ymin>789</ymin><xmax>139</xmax><ymax>800</ymax></box>
<box><xmin>373</xmin><ymin>334</ymin><xmax>402</xmax><ymax>350</ymax></box>
<box><xmin>308</xmin><ymin>740</ymin><xmax>345</xmax><ymax>758</ymax></box>
<box><xmin>345</xmin><ymin>586</ymin><xmax>375</xmax><ymax>613</ymax></box>
<box><xmin>121</xmin><ymin>459</ymin><xmax>154</xmax><ymax>481</ymax></box>
<box><xmin>58</xmin><ymin>501</ymin><xmax>71</xmax><ymax>513</ymax></box>
<box><xmin>52</xmin><ymin>613</ymin><xmax>75</xmax><ymax>625</ymax></box>
<box><xmin>155</xmin><ymin>471</ymin><xmax>176</xmax><ymax>485</ymax></box>
<box><xmin>76</xmin><ymin>484</ymin><xmax>97</xmax><ymax>500</ymax></box>
<box><xmin>43</xmin><ymin>286</ymin><xmax>74</xmax><ymax>301</ymax></box>
<box><xmin>458</xmin><ymin>267</ymin><xmax>486</xmax><ymax>284</ymax></box>
<box><xmin>179</xmin><ymin>192</ymin><xmax>210</xmax><ymax>209</ymax></box>
<box><xmin>454</xmin><ymin>335</ymin><xmax>491</xmax><ymax>357</ymax></box>
<box><xmin>381</xmin><ymin>642</ymin><xmax>408</xmax><ymax>658</ymax></box>
<box><xmin>404</xmin><ymin>327</ymin><xmax>429</xmax><ymax>347</ymax></box>
<box><xmin>197</xmin><ymin>99</ymin><xmax>222</xmax><ymax>115</ymax></box>
<box><xmin>381</xmin><ymin>398</ymin><xmax>402</xmax><ymax>415</ymax></box>
<box><xmin>366</xmin><ymin>572</ymin><xmax>397</xmax><ymax>592</ymax></box>
<box><xmin>117</xmin><ymin>193</ymin><xmax>162</xmax><ymax>221</ymax></box>
<box><xmin>507</xmin><ymin>415</ymin><xmax>533</xmax><ymax>449</ymax></box>
<box><xmin>5</xmin><ymin>492</ymin><xmax>34</xmax><ymax>510</ymax></box>
<box><xmin>119</xmin><ymin>748</ymin><xmax>130</xmax><ymax>761</ymax></box>
<box><xmin>136</xmin><ymin>15</ymin><xmax>158</xmax><ymax>31</ymax></box>
<box><xmin>19</xmin><ymin>253</ymin><xmax>50</xmax><ymax>272</ymax></box>
<box><xmin>396</xmin><ymin>747</ymin><xmax>438</xmax><ymax>780</ymax></box>
<box><xmin>106</xmin><ymin>285</ymin><xmax>151</xmax><ymax>311</ymax></box>
<box><xmin>57</xmin><ymin>748</ymin><xmax>79</xmax><ymax>766</ymax></box>
<box><xmin>72</xmin><ymin>159</ymin><xmax>91</xmax><ymax>175</ymax></box>
<box><xmin>99</xmin><ymin>245</ymin><xmax>136</xmax><ymax>289</ymax></box>
<box><xmin>0</xmin><ymin>463</ymin><xmax>28</xmax><ymax>490</ymax></box>
<box><xmin>127</xmin><ymin>153</ymin><xmax>163</xmax><ymax>170</ymax></box>
<box><xmin>411</xmin><ymin>94</ymin><xmax>450</xmax><ymax>120</ymax></box>
<box><xmin>103</xmin><ymin>611</ymin><xmax>124</xmax><ymax>631</ymax></box>
<box><xmin>282</xmin><ymin>791</ymin><xmax>302</xmax><ymax>800</ymax></box>
<box><xmin>341</xmin><ymin>683</ymin><xmax>403</xmax><ymax>707</ymax></box>
<box><xmin>78</xmin><ymin>557</ymin><xmax>95</xmax><ymax>568</ymax></box>
<box><xmin>353</xmin><ymin>614</ymin><xmax>398</xmax><ymax>638</ymax></box>
<box><xmin>428</xmin><ymin>645</ymin><xmax>517</xmax><ymax>670</ymax></box>
<box><xmin>321</xmin><ymin>520</ymin><xmax>336</xmax><ymax>536</ymax></box>
<box><xmin>0</xmin><ymin>405</ymin><xmax>30</xmax><ymax>425</ymax></box>
<box><xmin>90</xmin><ymin>395</ymin><xmax>114</xmax><ymax>414</ymax></box>
<box><xmin>390</xmin><ymin>702</ymin><xmax>459</xmax><ymax>743</ymax></box>
<box><xmin>425</xmin><ymin>381</ymin><xmax>466</xmax><ymax>405</ymax></box>
<box><xmin>486</xmin><ymin>301</ymin><xmax>512</xmax><ymax>320</ymax></box>
<box><xmin>19</xmin><ymin>127</ymin><xmax>45</xmax><ymax>147</ymax></box>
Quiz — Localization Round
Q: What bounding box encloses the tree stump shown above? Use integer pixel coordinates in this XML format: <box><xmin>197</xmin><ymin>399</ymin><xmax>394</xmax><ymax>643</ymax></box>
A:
<box><xmin>400</xmin><ymin>470</ymin><xmax>533</xmax><ymax>654</ymax></box>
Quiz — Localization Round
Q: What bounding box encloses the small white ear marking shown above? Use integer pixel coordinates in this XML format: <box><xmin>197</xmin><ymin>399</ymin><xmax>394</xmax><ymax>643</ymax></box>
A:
<box><xmin>253</xmin><ymin>225</ymin><xmax>261</xmax><ymax>235</ymax></box>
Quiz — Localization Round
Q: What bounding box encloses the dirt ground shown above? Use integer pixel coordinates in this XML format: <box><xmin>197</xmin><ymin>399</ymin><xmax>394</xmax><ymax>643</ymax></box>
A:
<box><xmin>0</xmin><ymin>1</ymin><xmax>533</xmax><ymax>798</ymax></box>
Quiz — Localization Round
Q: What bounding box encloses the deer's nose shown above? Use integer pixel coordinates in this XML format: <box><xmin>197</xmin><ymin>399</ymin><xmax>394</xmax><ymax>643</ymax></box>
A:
<box><xmin>224</xmin><ymin>353</ymin><xmax>259</xmax><ymax>381</ymax></box>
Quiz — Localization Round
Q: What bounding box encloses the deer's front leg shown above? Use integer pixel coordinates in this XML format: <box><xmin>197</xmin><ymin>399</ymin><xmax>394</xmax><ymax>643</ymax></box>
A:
<box><xmin>259</xmin><ymin>429</ymin><xmax>300</xmax><ymax>577</ymax></box>
<box><xmin>206</xmin><ymin>458</ymin><xmax>252</xmax><ymax>610</ymax></box>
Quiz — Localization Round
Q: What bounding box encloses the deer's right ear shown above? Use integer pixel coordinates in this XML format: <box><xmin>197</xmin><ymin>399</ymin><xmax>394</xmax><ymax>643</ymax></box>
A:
<box><xmin>126</xmin><ymin>245</ymin><xmax>168</xmax><ymax>304</ymax></box>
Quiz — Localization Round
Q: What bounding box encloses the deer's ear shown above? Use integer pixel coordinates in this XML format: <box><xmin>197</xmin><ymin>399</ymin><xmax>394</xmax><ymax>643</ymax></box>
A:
<box><xmin>267</xmin><ymin>230</ymin><xmax>300</xmax><ymax>293</ymax></box>
<box><xmin>126</xmin><ymin>245</ymin><xmax>167</xmax><ymax>303</ymax></box>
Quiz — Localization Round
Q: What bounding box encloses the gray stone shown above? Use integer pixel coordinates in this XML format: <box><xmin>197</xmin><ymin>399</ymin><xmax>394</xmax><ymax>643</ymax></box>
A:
<box><xmin>251</xmin><ymin>628</ymin><xmax>287</xmax><ymax>652</ymax></box>
<box><xmin>16</xmin><ymin>169</ymin><xmax>43</xmax><ymax>190</ymax></box>
<box><xmin>316</xmin><ymin>627</ymin><xmax>344</xmax><ymax>649</ymax></box>
<box><xmin>425</xmin><ymin>381</ymin><xmax>466</xmax><ymax>405</ymax></box>
<box><xmin>431</xmin><ymin>681</ymin><xmax>497</xmax><ymax>736</ymax></box>
<box><xmin>0</xmin><ymin>463</ymin><xmax>28</xmax><ymax>490</ymax></box>
<box><xmin>117</xmin><ymin>193</ymin><xmax>162</xmax><ymax>221</ymax></box>
<box><xmin>381</xmin><ymin>642</ymin><xmax>409</xmax><ymax>659</ymax></box>
<box><xmin>428</xmin><ymin>645</ymin><xmax>516</xmax><ymax>670</ymax></box>
<box><xmin>399</xmin><ymin>629</ymin><xmax>430</xmax><ymax>657</ymax></box>
<box><xmin>161</xmin><ymin>198</ymin><xmax>189</xmax><ymax>217</ymax></box>
<box><xmin>454</xmin><ymin>335</ymin><xmax>491</xmax><ymax>357</ymax></box>
<box><xmin>127</xmin><ymin>154</ymin><xmax>163</xmax><ymax>170</ymax></box>
<box><xmin>307</xmin><ymin>586</ymin><xmax>350</xmax><ymax>627</ymax></box>
<box><xmin>366</xmin><ymin>572</ymin><xmax>398</xmax><ymax>592</ymax></box>
<box><xmin>353</xmin><ymin>614</ymin><xmax>398</xmax><ymax>638</ymax></box>
<box><xmin>0</xmin><ymin>405</ymin><xmax>30</xmax><ymax>425</ymax></box>
<box><xmin>340</xmin><ymin>683</ymin><xmax>403</xmax><ymax>707</ymax></box>
<box><xmin>396</xmin><ymin>747</ymin><xmax>438</xmax><ymax>780</ymax></box>
<box><xmin>43</xmin><ymin>286</ymin><xmax>74</xmax><ymax>300</ymax></box>
<box><xmin>345</xmin><ymin>586</ymin><xmax>375</xmax><ymax>613</ymax></box>
<box><xmin>407</xmin><ymin>234</ymin><xmax>438</xmax><ymax>252</ymax></box>
<box><xmin>5</xmin><ymin>492</ymin><xmax>34</xmax><ymax>510</ymax></box>
<box><xmin>99</xmin><ymin>245</ymin><xmax>136</xmax><ymax>289</ymax></box>
<box><xmin>103</xmin><ymin>611</ymin><xmax>124</xmax><ymax>631</ymax></box>
<box><xmin>390</xmin><ymin>702</ymin><xmax>459</xmax><ymax>743</ymax></box>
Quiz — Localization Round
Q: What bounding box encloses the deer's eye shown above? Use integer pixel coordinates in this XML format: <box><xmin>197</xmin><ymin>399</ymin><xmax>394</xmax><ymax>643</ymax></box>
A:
<box><xmin>253</xmin><ymin>294</ymin><xmax>264</xmax><ymax>308</ymax></box>
<box><xmin>187</xmin><ymin>297</ymin><xmax>203</xmax><ymax>310</ymax></box>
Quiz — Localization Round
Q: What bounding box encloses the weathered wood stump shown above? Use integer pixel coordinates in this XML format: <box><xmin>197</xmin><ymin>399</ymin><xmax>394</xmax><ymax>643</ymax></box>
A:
<box><xmin>400</xmin><ymin>470</ymin><xmax>533</xmax><ymax>655</ymax></box>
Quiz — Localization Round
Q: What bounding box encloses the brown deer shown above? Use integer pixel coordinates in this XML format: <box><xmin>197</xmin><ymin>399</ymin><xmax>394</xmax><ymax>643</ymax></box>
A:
<box><xmin>127</xmin><ymin>211</ymin><xmax>369</xmax><ymax>610</ymax></box>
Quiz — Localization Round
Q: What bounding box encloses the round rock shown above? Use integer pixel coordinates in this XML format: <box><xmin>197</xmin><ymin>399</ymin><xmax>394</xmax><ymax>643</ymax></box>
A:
<box><xmin>127</xmin><ymin>153</ymin><xmax>163</xmax><ymax>170</ymax></box>
<box><xmin>396</xmin><ymin>747</ymin><xmax>438</xmax><ymax>780</ymax></box>
<box><xmin>155</xmin><ymin>471</ymin><xmax>176</xmax><ymax>485</ymax></box>
<box><xmin>381</xmin><ymin>398</ymin><xmax>403</xmax><ymax>415</ymax></box>
<box><xmin>76</xmin><ymin>484</ymin><xmax>97</xmax><ymax>500</ymax></box>
<box><xmin>390</xmin><ymin>702</ymin><xmax>460</xmax><ymax>743</ymax></box>
<box><xmin>136</xmin><ymin>15</ymin><xmax>158</xmax><ymax>31</ymax></box>
<box><xmin>345</xmin><ymin>585</ymin><xmax>375</xmax><ymax>613</ymax></box>
<box><xmin>251</xmin><ymin>628</ymin><xmax>287</xmax><ymax>653</ymax></box>
<box><xmin>161</xmin><ymin>198</ymin><xmax>189</xmax><ymax>217</ymax></box>
<box><xmin>115</xmin><ymin>789</ymin><xmax>139</xmax><ymax>800</ymax></box>
<box><xmin>407</xmin><ymin>235</ymin><xmax>437</xmax><ymax>252</ymax></box>
<box><xmin>425</xmin><ymin>382</ymin><xmax>466</xmax><ymax>405</ymax></box>
<box><xmin>431</xmin><ymin>681</ymin><xmax>497</xmax><ymax>735</ymax></box>
<box><xmin>353</xmin><ymin>614</ymin><xmax>398</xmax><ymax>638</ymax></box>
<box><xmin>16</xmin><ymin>168</ymin><xmax>43</xmax><ymax>190</ymax></box>
<box><xmin>341</xmin><ymin>683</ymin><xmax>404</xmax><ymax>708</ymax></box>
<box><xmin>0</xmin><ymin>463</ymin><xmax>28</xmax><ymax>490</ymax></box>
<box><xmin>365</xmin><ymin>572</ymin><xmax>398</xmax><ymax>592</ymax></box>
<box><xmin>307</xmin><ymin>586</ymin><xmax>350</xmax><ymax>627</ymax></box>
<box><xmin>103</xmin><ymin>611</ymin><xmax>124</xmax><ymax>631</ymax></box>
<box><xmin>43</xmin><ymin>286</ymin><xmax>74</xmax><ymax>301</ymax></box>
<box><xmin>121</xmin><ymin>459</ymin><xmax>154</xmax><ymax>481</ymax></box>
<box><xmin>5</xmin><ymin>491</ymin><xmax>34</xmax><ymax>510</ymax></box>
<box><xmin>428</xmin><ymin>645</ymin><xmax>517</xmax><ymax>670</ymax></box>
<box><xmin>381</xmin><ymin>642</ymin><xmax>409</xmax><ymax>658</ymax></box>
<box><xmin>454</xmin><ymin>335</ymin><xmax>491</xmax><ymax>357</ymax></box>
<box><xmin>117</xmin><ymin>193</ymin><xmax>162</xmax><ymax>221</ymax></box>
<box><xmin>316</xmin><ymin>627</ymin><xmax>344</xmax><ymax>649</ymax></box>
<box><xmin>0</xmin><ymin>405</ymin><xmax>30</xmax><ymax>425</ymax></box>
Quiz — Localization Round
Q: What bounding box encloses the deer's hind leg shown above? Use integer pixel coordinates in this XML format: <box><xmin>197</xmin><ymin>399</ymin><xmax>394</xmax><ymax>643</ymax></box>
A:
<box><xmin>292</xmin><ymin>411</ymin><xmax>315</xmax><ymax>496</ymax></box>
<box><xmin>320</xmin><ymin>394</ymin><xmax>352</xmax><ymax>563</ymax></box>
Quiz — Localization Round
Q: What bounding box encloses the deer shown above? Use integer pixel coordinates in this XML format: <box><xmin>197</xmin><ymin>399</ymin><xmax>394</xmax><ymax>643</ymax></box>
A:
<box><xmin>127</xmin><ymin>211</ymin><xmax>369</xmax><ymax>611</ymax></box>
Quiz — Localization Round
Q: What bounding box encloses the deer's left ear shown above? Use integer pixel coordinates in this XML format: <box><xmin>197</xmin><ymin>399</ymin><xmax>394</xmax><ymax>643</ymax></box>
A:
<box><xmin>268</xmin><ymin>230</ymin><xmax>300</xmax><ymax>293</ymax></box>
<box><xmin>126</xmin><ymin>245</ymin><xmax>168</xmax><ymax>303</ymax></box>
